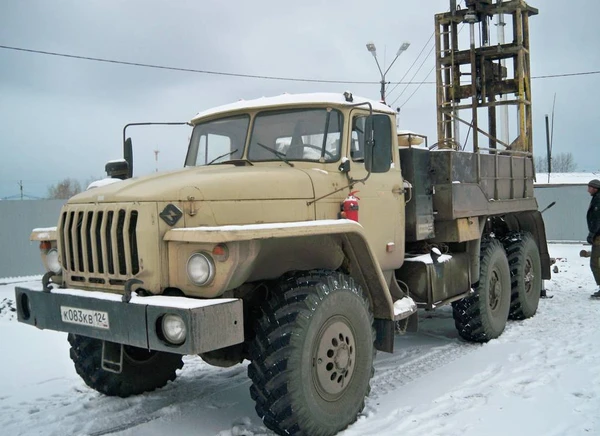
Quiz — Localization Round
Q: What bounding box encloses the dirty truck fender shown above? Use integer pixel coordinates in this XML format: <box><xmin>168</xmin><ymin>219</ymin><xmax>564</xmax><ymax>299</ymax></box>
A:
<box><xmin>164</xmin><ymin>219</ymin><xmax>414</xmax><ymax>325</ymax></box>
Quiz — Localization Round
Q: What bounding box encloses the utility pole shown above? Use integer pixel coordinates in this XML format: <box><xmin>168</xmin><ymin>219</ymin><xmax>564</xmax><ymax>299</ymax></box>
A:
<box><xmin>18</xmin><ymin>180</ymin><xmax>23</xmax><ymax>200</ymax></box>
<box><xmin>545</xmin><ymin>115</ymin><xmax>552</xmax><ymax>183</ymax></box>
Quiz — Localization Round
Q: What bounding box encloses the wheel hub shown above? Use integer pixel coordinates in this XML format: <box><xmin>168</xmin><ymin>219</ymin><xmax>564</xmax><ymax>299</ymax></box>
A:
<box><xmin>335</xmin><ymin>344</ymin><xmax>350</xmax><ymax>370</ymax></box>
<box><xmin>314</xmin><ymin>318</ymin><xmax>356</xmax><ymax>399</ymax></box>
<box><xmin>489</xmin><ymin>270</ymin><xmax>501</xmax><ymax>311</ymax></box>
<box><xmin>524</xmin><ymin>258</ymin><xmax>534</xmax><ymax>294</ymax></box>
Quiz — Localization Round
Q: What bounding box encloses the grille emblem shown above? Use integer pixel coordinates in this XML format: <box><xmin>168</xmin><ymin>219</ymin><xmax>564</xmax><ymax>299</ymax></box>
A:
<box><xmin>160</xmin><ymin>204</ymin><xmax>183</xmax><ymax>226</ymax></box>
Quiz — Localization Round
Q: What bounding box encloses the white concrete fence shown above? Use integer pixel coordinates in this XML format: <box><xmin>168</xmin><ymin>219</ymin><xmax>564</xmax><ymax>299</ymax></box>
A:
<box><xmin>0</xmin><ymin>185</ymin><xmax>589</xmax><ymax>278</ymax></box>
<box><xmin>0</xmin><ymin>200</ymin><xmax>65</xmax><ymax>278</ymax></box>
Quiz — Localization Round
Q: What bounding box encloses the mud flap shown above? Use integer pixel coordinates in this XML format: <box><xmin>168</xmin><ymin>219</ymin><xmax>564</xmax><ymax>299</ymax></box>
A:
<box><xmin>102</xmin><ymin>341</ymin><xmax>124</xmax><ymax>374</ymax></box>
<box><xmin>406</xmin><ymin>311</ymin><xmax>419</xmax><ymax>332</ymax></box>
<box><xmin>395</xmin><ymin>312</ymin><xmax>419</xmax><ymax>334</ymax></box>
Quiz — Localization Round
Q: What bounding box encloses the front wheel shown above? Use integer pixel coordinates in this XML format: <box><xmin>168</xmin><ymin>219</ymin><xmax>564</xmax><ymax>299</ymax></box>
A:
<box><xmin>68</xmin><ymin>334</ymin><xmax>184</xmax><ymax>397</ymax></box>
<box><xmin>248</xmin><ymin>271</ymin><xmax>375</xmax><ymax>436</ymax></box>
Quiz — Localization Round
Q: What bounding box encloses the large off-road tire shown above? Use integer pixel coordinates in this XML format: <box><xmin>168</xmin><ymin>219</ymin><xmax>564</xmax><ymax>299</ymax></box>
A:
<box><xmin>503</xmin><ymin>232</ymin><xmax>542</xmax><ymax>319</ymax></box>
<box><xmin>248</xmin><ymin>271</ymin><xmax>375</xmax><ymax>436</ymax></box>
<box><xmin>452</xmin><ymin>239</ymin><xmax>511</xmax><ymax>342</ymax></box>
<box><xmin>68</xmin><ymin>334</ymin><xmax>184</xmax><ymax>397</ymax></box>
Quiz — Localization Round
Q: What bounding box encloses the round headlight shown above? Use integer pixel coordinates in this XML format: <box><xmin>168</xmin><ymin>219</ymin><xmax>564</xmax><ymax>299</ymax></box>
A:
<box><xmin>46</xmin><ymin>248</ymin><xmax>62</xmax><ymax>274</ymax></box>
<box><xmin>161</xmin><ymin>314</ymin><xmax>187</xmax><ymax>345</ymax></box>
<box><xmin>186</xmin><ymin>253</ymin><xmax>214</xmax><ymax>286</ymax></box>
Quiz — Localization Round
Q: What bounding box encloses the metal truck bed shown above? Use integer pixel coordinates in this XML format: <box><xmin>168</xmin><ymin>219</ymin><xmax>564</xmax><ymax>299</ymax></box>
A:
<box><xmin>400</xmin><ymin>148</ymin><xmax>537</xmax><ymax>242</ymax></box>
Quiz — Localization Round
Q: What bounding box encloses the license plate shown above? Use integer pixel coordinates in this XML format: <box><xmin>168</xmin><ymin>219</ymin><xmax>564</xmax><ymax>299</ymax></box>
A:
<box><xmin>61</xmin><ymin>306</ymin><xmax>110</xmax><ymax>329</ymax></box>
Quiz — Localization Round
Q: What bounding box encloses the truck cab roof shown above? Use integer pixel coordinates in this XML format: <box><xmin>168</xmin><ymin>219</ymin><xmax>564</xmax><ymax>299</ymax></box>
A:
<box><xmin>191</xmin><ymin>92</ymin><xmax>396</xmax><ymax>123</ymax></box>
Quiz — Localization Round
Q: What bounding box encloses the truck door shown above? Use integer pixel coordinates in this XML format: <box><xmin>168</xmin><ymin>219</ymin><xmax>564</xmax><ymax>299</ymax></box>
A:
<box><xmin>348</xmin><ymin>112</ymin><xmax>405</xmax><ymax>271</ymax></box>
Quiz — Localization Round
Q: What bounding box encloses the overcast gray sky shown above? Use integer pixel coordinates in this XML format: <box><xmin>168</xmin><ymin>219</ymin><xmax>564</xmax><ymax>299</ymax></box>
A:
<box><xmin>1</xmin><ymin>0</ymin><xmax>599</xmax><ymax>199</ymax></box>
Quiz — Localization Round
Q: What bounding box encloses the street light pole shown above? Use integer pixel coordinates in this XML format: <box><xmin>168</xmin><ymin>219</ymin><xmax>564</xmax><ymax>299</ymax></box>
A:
<box><xmin>366</xmin><ymin>41</ymin><xmax>410</xmax><ymax>103</ymax></box>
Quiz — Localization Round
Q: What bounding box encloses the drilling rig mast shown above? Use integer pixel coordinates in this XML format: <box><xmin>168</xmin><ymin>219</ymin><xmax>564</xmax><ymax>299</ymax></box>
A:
<box><xmin>435</xmin><ymin>0</ymin><xmax>538</xmax><ymax>153</ymax></box>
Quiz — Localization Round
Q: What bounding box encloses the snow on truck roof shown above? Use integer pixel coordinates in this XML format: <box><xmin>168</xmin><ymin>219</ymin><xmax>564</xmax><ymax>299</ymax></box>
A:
<box><xmin>191</xmin><ymin>92</ymin><xmax>396</xmax><ymax>121</ymax></box>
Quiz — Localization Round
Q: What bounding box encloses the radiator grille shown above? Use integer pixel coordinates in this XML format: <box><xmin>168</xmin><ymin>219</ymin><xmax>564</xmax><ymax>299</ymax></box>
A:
<box><xmin>60</xmin><ymin>207</ymin><xmax>140</xmax><ymax>280</ymax></box>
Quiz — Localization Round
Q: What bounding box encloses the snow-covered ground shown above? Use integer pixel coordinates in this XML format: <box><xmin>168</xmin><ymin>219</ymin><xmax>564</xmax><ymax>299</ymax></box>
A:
<box><xmin>1</xmin><ymin>243</ymin><xmax>598</xmax><ymax>436</ymax></box>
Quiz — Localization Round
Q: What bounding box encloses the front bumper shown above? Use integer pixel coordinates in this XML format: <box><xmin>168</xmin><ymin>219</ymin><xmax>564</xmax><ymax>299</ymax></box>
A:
<box><xmin>15</xmin><ymin>284</ymin><xmax>244</xmax><ymax>355</ymax></box>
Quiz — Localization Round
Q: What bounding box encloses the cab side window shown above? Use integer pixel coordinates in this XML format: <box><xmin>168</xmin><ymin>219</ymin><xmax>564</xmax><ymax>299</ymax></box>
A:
<box><xmin>351</xmin><ymin>116</ymin><xmax>366</xmax><ymax>161</ymax></box>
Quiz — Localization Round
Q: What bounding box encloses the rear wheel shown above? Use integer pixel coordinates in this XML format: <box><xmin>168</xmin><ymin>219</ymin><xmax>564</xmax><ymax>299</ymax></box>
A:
<box><xmin>68</xmin><ymin>334</ymin><xmax>184</xmax><ymax>397</ymax></box>
<box><xmin>452</xmin><ymin>239</ymin><xmax>511</xmax><ymax>342</ymax></box>
<box><xmin>248</xmin><ymin>271</ymin><xmax>375</xmax><ymax>436</ymax></box>
<box><xmin>504</xmin><ymin>232</ymin><xmax>542</xmax><ymax>319</ymax></box>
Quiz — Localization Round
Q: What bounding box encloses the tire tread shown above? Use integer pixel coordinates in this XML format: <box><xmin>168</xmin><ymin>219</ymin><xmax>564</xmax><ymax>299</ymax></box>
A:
<box><xmin>503</xmin><ymin>232</ymin><xmax>542</xmax><ymax>320</ymax></box>
<box><xmin>67</xmin><ymin>334</ymin><xmax>183</xmax><ymax>398</ymax></box>
<box><xmin>248</xmin><ymin>270</ymin><xmax>374</xmax><ymax>436</ymax></box>
<box><xmin>452</xmin><ymin>238</ymin><xmax>510</xmax><ymax>342</ymax></box>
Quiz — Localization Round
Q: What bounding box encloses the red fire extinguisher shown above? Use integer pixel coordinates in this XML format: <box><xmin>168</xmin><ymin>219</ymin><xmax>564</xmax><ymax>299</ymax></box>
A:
<box><xmin>340</xmin><ymin>191</ymin><xmax>360</xmax><ymax>222</ymax></box>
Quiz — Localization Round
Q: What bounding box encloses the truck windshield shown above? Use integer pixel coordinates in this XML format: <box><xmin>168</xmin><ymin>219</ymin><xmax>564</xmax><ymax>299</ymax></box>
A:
<box><xmin>247</xmin><ymin>108</ymin><xmax>343</xmax><ymax>163</ymax></box>
<box><xmin>186</xmin><ymin>115</ymin><xmax>249</xmax><ymax>166</ymax></box>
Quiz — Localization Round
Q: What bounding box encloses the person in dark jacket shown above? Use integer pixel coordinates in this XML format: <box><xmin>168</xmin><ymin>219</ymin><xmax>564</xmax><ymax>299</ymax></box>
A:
<box><xmin>587</xmin><ymin>179</ymin><xmax>600</xmax><ymax>298</ymax></box>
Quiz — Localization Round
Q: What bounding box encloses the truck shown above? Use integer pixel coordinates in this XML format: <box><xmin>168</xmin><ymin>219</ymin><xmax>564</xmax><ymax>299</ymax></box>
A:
<box><xmin>15</xmin><ymin>1</ymin><xmax>548</xmax><ymax>435</ymax></box>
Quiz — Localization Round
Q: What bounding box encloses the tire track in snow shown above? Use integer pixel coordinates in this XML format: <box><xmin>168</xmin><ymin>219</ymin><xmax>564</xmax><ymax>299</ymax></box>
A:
<box><xmin>0</xmin><ymin>356</ymin><xmax>252</xmax><ymax>436</ymax></box>
<box><xmin>368</xmin><ymin>337</ymin><xmax>480</xmax><ymax>403</ymax></box>
<box><xmin>88</xmin><ymin>415</ymin><xmax>163</xmax><ymax>436</ymax></box>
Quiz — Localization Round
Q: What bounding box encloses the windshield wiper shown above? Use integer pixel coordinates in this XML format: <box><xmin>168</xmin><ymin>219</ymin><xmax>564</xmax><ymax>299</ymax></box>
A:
<box><xmin>207</xmin><ymin>149</ymin><xmax>238</xmax><ymax>165</ymax></box>
<box><xmin>220</xmin><ymin>159</ymin><xmax>254</xmax><ymax>166</ymax></box>
<box><xmin>256</xmin><ymin>142</ymin><xmax>294</xmax><ymax>167</ymax></box>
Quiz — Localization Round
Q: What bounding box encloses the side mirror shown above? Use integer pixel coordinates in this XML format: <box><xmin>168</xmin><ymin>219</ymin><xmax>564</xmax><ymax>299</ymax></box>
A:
<box><xmin>124</xmin><ymin>137</ymin><xmax>133</xmax><ymax>179</ymax></box>
<box><xmin>105</xmin><ymin>159</ymin><xmax>129</xmax><ymax>180</ymax></box>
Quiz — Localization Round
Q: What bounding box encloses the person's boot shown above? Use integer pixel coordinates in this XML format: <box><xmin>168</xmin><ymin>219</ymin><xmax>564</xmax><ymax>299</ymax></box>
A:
<box><xmin>591</xmin><ymin>288</ymin><xmax>600</xmax><ymax>299</ymax></box>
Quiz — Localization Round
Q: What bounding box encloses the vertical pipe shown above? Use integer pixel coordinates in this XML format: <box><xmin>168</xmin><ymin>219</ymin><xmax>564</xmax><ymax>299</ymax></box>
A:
<box><xmin>523</xmin><ymin>11</ymin><xmax>533</xmax><ymax>154</ymax></box>
<box><xmin>489</xmin><ymin>96</ymin><xmax>497</xmax><ymax>150</ymax></box>
<box><xmin>515</xmin><ymin>7</ymin><xmax>526</xmax><ymax>152</ymax></box>
<box><xmin>545</xmin><ymin>115</ymin><xmax>552</xmax><ymax>176</ymax></box>
<box><xmin>469</xmin><ymin>20</ymin><xmax>479</xmax><ymax>152</ymax></box>
<box><xmin>451</xmin><ymin>20</ymin><xmax>461</xmax><ymax>146</ymax></box>
<box><xmin>512</xmin><ymin>9</ymin><xmax>519</xmax><ymax>151</ymax></box>
<box><xmin>496</xmin><ymin>0</ymin><xmax>509</xmax><ymax>146</ymax></box>
<box><xmin>482</xmin><ymin>16</ymin><xmax>490</xmax><ymax>47</ymax></box>
<box><xmin>443</xmin><ymin>23</ymin><xmax>452</xmax><ymax>140</ymax></box>
<box><xmin>435</xmin><ymin>15</ymin><xmax>445</xmax><ymax>145</ymax></box>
